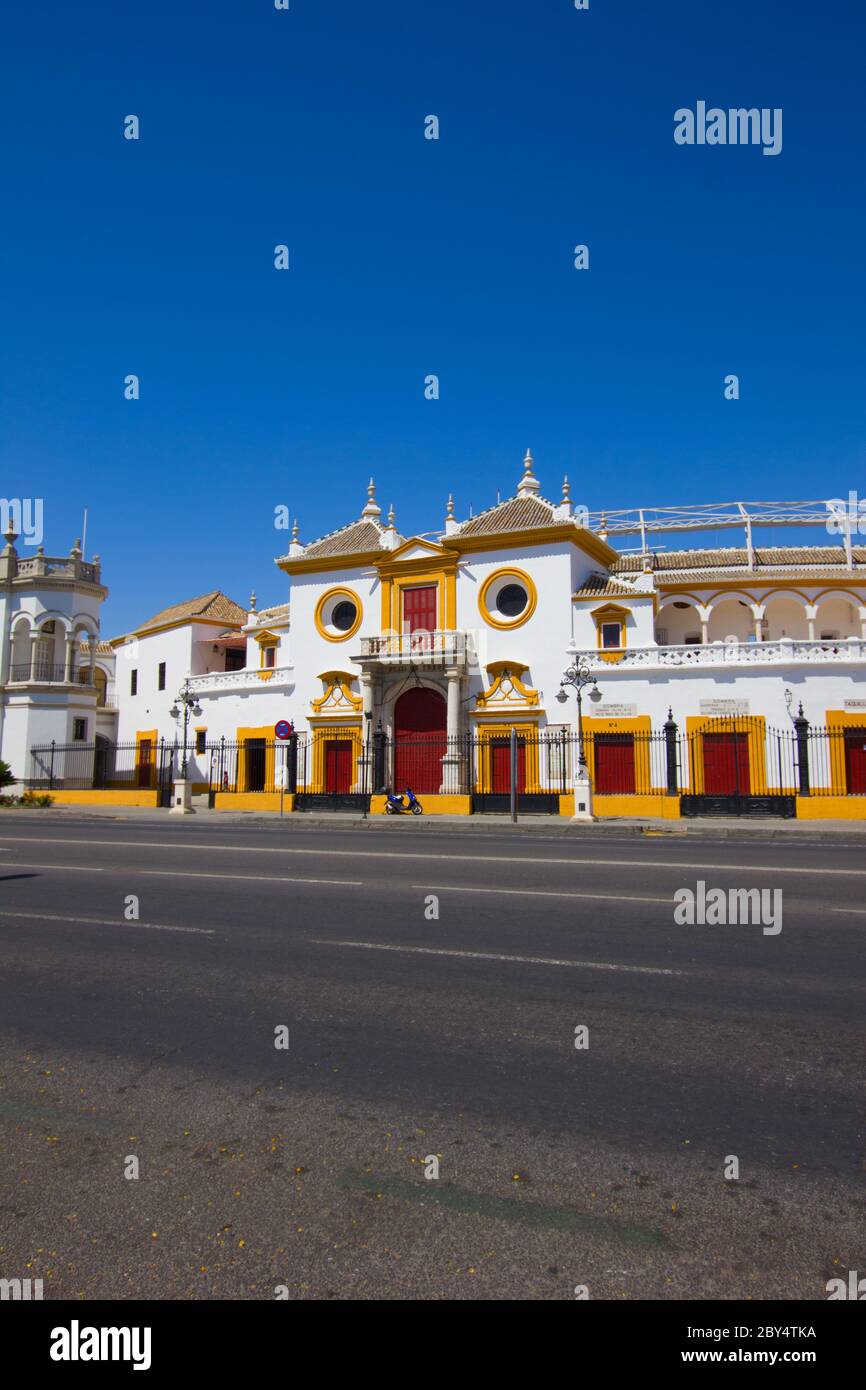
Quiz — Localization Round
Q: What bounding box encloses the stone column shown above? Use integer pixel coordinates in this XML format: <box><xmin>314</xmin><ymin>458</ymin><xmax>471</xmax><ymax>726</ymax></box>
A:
<box><xmin>441</xmin><ymin>667</ymin><xmax>463</xmax><ymax>794</ymax></box>
<box><xmin>751</xmin><ymin>604</ymin><xmax>765</xmax><ymax>642</ymax></box>
<box><xmin>63</xmin><ymin>635</ymin><xmax>75</xmax><ymax>683</ymax></box>
<box><xmin>29</xmin><ymin>632</ymin><xmax>40</xmax><ymax>681</ymax></box>
<box><xmin>357</xmin><ymin>673</ymin><xmax>374</xmax><ymax>793</ymax></box>
<box><xmin>806</xmin><ymin>605</ymin><xmax>818</xmax><ymax>641</ymax></box>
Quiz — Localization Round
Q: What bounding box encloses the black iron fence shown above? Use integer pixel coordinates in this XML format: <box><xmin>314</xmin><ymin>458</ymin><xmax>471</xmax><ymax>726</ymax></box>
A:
<box><xmin>28</xmin><ymin>738</ymin><xmax>176</xmax><ymax>805</ymax></box>
<box><xmin>28</xmin><ymin>717</ymin><xmax>866</xmax><ymax>814</ymax></box>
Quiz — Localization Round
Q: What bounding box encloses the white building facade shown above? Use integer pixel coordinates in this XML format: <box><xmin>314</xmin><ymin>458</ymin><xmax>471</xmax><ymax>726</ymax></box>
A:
<box><xmin>0</xmin><ymin>525</ymin><xmax>115</xmax><ymax>789</ymax></box>
<box><xmin>19</xmin><ymin>457</ymin><xmax>866</xmax><ymax>819</ymax></box>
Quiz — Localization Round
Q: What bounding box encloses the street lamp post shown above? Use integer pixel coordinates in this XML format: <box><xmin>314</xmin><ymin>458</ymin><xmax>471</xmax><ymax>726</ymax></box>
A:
<box><xmin>556</xmin><ymin>662</ymin><xmax>602</xmax><ymax>820</ymax></box>
<box><xmin>169</xmin><ymin>681</ymin><xmax>203</xmax><ymax>811</ymax></box>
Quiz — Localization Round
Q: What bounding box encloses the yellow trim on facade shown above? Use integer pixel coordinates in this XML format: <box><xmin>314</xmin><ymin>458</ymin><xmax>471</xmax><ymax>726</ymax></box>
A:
<box><xmin>474</xmin><ymin>661</ymin><xmax>540</xmax><ymax>710</ymax></box>
<box><xmin>307</xmin><ymin>722</ymin><xmax>364</xmax><ymax>794</ymax></box>
<box><xmin>473</xmin><ymin>720</ymin><xmax>542</xmax><ymax>793</ymax></box>
<box><xmin>451</xmin><ymin>523</ymin><xmax>618</xmax><ymax>567</ymax></box>
<box><xmin>235</xmin><ymin>725</ymin><xmax>277</xmax><ymax>793</ymax></box>
<box><xmin>796</xmin><ymin>795</ymin><xmax>866</xmax><ymax>819</ymax></box>
<box><xmin>824</xmin><ymin>710</ymin><xmax>866</xmax><ymax>795</ymax></box>
<box><xmin>581</xmin><ymin>715</ymin><xmax>654</xmax><ymax>792</ymax></box>
<box><xmin>311</xmin><ymin>671</ymin><xmax>363</xmax><ymax>714</ymax></box>
<box><xmin>314</xmin><ymin>587</ymin><xmax>363</xmax><ymax>643</ymax></box>
<box><xmin>48</xmin><ymin>789</ymin><xmax>161</xmax><ymax>808</ymax></box>
<box><xmin>134</xmin><ymin>728</ymin><xmax>158</xmax><ymax>789</ymax></box>
<box><xmin>478</xmin><ymin>566</ymin><xmax>538</xmax><ymax>630</ymax></box>
<box><xmin>684</xmin><ymin>715</ymin><xmax>767</xmax><ymax>795</ymax></box>
<box><xmin>591</xmin><ymin>602</ymin><xmax>629</xmax><ymax>663</ymax></box>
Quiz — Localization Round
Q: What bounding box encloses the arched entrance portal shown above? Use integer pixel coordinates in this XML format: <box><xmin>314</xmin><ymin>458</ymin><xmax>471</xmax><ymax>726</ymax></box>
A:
<box><xmin>394</xmin><ymin>687</ymin><xmax>446</xmax><ymax>794</ymax></box>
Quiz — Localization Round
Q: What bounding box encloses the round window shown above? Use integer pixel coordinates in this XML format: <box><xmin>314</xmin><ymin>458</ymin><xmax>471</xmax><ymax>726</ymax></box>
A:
<box><xmin>496</xmin><ymin>583</ymin><xmax>528</xmax><ymax>618</ymax></box>
<box><xmin>332</xmin><ymin>600</ymin><xmax>357</xmax><ymax>632</ymax></box>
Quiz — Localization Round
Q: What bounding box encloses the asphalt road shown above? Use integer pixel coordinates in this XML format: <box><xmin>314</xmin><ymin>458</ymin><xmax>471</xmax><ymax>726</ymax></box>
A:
<box><xmin>0</xmin><ymin>813</ymin><xmax>863</xmax><ymax>1301</ymax></box>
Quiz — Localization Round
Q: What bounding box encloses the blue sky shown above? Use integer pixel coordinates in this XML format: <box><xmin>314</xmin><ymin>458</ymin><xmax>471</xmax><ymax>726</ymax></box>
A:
<box><xmin>2</xmin><ymin>0</ymin><xmax>864</xmax><ymax>634</ymax></box>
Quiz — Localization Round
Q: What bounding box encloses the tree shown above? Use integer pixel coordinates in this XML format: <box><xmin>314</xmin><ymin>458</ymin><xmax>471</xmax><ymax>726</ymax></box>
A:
<box><xmin>0</xmin><ymin>760</ymin><xmax>14</xmax><ymax>791</ymax></box>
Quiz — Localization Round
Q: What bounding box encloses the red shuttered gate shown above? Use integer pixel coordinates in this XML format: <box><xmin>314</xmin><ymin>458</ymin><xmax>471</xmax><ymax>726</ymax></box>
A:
<box><xmin>844</xmin><ymin>728</ymin><xmax>866</xmax><ymax>794</ymax></box>
<box><xmin>702</xmin><ymin>733</ymin><xmax>751</xmax><ymax>795</ymax></box>
<box><xmin>324</xmin><ymin>740</ymin><xmax>352</xmax><ymax>794</ymax></box>
<box><xmin>490</xmin><ymin>738</ymin><xmax>526</xmax><ymax>795</ymax></box>
<box><xmin>594</xmin><ymin>735</ymin><xmax>636</xmax><ymax>794</ymax></box>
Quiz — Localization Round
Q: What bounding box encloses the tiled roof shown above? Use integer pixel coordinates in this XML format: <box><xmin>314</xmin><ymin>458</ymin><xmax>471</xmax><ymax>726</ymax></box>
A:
<box><xmin>136</xmin><ymin>591</ymin><xmax>247</xmax><ymax>633</ymax></box>
<box><xmin>613</xmin><ymin>546</ymin><xmax>866</xmax><ymax>574</ymax></box>
<box><xmin>298</xmin><ymin>519</ymin><xmax>402</xmax><ymax>559</ymax></box>
<box><xmin>78</xmin><ymin>639</ymin><xmax>114</xmax><ymax>655</ymax></box>
<box><xmin>254</xmin><ymin>602</ymin><xmax>291</xmax><ymax>622</ymax></box>
<box><xmin>455</xmin><ymin>494</ymin><xmax>561</xmax><ymax>538</ymax></box>
<box><xmin>573</xmin><ymin>574</ymin><xmax>645</xmax><ymax>599</ymax></box>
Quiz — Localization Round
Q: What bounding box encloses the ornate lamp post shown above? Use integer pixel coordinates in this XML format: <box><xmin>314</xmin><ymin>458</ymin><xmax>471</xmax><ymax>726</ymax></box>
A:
<box><xmin>556</xmin><ymin>662</ymin><xmax>602</xmax><ymax>820</ymax></box>
<box><xmin>169</xmin><ymin>681</ymin><xmax>203</xmax><ymax>781</ymax></box>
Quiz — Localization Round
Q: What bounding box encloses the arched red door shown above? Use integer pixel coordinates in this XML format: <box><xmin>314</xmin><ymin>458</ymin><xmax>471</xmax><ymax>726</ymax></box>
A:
<box><xmin>394</xmin><ymin>687</ymin><xmax>446</xmax><ymax>794</ymax></box>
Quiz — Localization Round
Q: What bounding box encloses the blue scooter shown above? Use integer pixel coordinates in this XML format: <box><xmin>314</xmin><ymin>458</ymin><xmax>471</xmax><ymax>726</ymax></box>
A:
<box><xmin>385</xmin><ymin>787</ymin><xmax>423</xmax><ymax>815</ymax></box>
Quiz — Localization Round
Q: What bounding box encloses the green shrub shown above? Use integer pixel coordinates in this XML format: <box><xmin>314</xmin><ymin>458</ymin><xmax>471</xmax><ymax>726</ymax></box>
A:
<box><xmin>0</xmin><ymin>760</ymin><xmax>14</xmax><ymax>791</ymax></box>
<box><xmin>18</xmin><ymin>790</ymin><xmax>54</xmax><ymax>808</ymax></box>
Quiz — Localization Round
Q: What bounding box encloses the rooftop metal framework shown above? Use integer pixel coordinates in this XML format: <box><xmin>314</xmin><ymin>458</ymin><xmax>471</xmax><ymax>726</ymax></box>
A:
<box><xmin>588</xmin><ymin>499</ymin><xmax>861</xmax><ymax>567</ymax></box>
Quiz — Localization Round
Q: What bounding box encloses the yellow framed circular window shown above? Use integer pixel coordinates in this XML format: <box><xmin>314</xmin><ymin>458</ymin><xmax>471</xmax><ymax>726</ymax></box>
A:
<box><xmin>478</xmin><ymin>567</ymin><xmax>537</xmax><ymax>630</ymax></box>
<box><xmin>315</xmin><ymin>587</ymin><xmax>363</xmax><ymax>642</ymax></box>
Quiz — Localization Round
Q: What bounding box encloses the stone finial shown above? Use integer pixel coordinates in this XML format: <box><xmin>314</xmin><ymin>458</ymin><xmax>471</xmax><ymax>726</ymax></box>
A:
<box><xmin>288</xmin><ymin>518</ymin><xmax>304</xmax><ymax>558</ymax></box>
<box><xmin>2</xmin><ymin>525</ymin><xmax>17</xmax><ymax>550</ymax></box>
<box><xmin>554</xmin><ymin>473</ymin><xmax>573</xmax><ymax>521</ymax></box>
<box><xmin>361</xmin><ymin>476</ymin><xmax>381</xmax><ymax>520</ymax></box>
<box><xmin>517</xmin><ymin>448</ymin><xmax>540</xmax><ymax>498</ymax></box>
<box><xmin>445</xmin><ymin>494</ymin><xmax>455</xmax><ymax>521</ymax></box>
<box><xmin>70</xmin><ymin>537</ymin><xmax>82</xmax><ymax>558</ymax></box>
<box><xmin>598</xmin><ymin>512</ymin><xmax>608</xmax><ymax>540</ymax></box>
<box><xmin>387</xmin><ymin>504</ymin><xmax>396</xmax><ymax>530</ymax></box>
<box><xmin>249</xmin><ymin>589</ymin><xmax>257</xmax><ymax>613</ymax></box>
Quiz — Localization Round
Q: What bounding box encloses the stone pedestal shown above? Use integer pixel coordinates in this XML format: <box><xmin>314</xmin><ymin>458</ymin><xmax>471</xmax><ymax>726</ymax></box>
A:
<box><xmin>169</xmin><ymin>778</ymin><xmax>195</xmax><ymax>814</ymax></box>
<box><xmin>571</xmin><ymin>768</ymin><xmax>595</xmax><ymax>822</ymax></box>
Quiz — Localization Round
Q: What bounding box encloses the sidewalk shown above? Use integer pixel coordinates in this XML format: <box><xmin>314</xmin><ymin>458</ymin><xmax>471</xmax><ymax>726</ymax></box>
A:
<box><xmin>3</xmin><ymin>803</ymin><xmax>866</xmax><ymax>840</ymax></box>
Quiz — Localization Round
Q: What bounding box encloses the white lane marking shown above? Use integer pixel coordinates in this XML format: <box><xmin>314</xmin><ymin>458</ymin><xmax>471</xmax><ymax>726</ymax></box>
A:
<box><xmin>0</xmin><ymin>834</ymin><xmax>858</xmax><ymax>876</ymax></box>
<box><xmin>0</xmin><ymin>910</ymin><xmax>213</xmax><ymax>935</ymax></box>
<box><xmin>310</xmin><ymin>939</ymin><xmax>684</xmax><ymax>976</ymax></box>
<box><xmin>0</xmin><ymin>862</ymin><xmax>104</xmax><ymax>872</ymax></box>
<box><xmin>831</xmin><ymin>907</ymin><xmax>866</xmax><ymax>915</ymax></box>
<box><xmin>414</xmin><ymin>883</ymin><xmax>671</xmax><ymax>904</ymax></box>
<box><xmin>141</xmin><ymin>870</ymin><xmax>362</xmax><ymax>887</ymax></box>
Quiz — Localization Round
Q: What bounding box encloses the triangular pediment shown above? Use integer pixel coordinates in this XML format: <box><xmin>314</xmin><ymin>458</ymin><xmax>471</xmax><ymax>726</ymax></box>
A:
<box><xmin>385</xmin><ymin>536</ymin><xmax>454</xmax><ymax>564</ymax></box>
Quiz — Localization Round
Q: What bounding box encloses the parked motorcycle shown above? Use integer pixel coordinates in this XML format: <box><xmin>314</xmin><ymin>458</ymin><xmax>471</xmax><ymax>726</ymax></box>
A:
<box><xmin>385</xmin><ymin>788</ymin><xmax>423</xmax><ymax>815</ymax></box>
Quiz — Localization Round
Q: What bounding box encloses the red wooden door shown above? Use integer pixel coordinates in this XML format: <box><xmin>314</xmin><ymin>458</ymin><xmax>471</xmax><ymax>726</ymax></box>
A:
<box><xmin>402</xmin><ymin>585</ymin><xmax>437</xmax><ymax>634</ymax></box>
<box><xmin>844</xmin><ymin>728</ymin><xmax>866</xmax><ymax>794</ymax></box>
<box><xmin>324</xmin><ymin>740</ymin><xmax>352</xmax><ymax>793</ymax></box>
<box><xmin>594</xmin><ymin>735</ymin><xmax>636</xmax><ymax>794</ymax></box>
<box><xmin>702</xmin><ymin>733</ymin><xmax>750</xmax><ymax>794</ymax></box>
<box><xmin>490</xmin><ymin>739</ymin><xmax>526</xmax><ymax>794</ymax></box>
<box><xmin>394</xmin><ymin>688</ymin><xmax>446</xmax><ymax>793</ymax></box>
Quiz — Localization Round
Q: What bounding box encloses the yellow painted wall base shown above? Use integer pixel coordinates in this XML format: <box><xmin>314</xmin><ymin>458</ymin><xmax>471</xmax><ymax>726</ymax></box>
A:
<box><xmin>214</xmin><ymin>793</ymin><xmax>295</xmax><ymax>812</ymax></box>
<box><xmin>592</xmin><ymin>794</ymin><xmax>682</xmax><ymax>819</ymax></box>
<box><xmin>795</xmin><ymin>796</ymin><xmax>866</xmax><ymax>819</ymax></box>
<box><xmin>370</xmin><ymin>794</ymin><xmax>473</xmax><ymax>816</ymax></box>
<box><xmin>47</xmin><ymin>789</ymin><xmax>161</xmax><ymax>808</ymax></box>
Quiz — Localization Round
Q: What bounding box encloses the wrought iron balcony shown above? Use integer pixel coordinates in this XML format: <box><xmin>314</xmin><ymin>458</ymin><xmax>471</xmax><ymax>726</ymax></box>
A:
<box><xmin>7</xmin><ymin>663</ymin><xmax>95</xmax><ymax>685</ymax></box>
<box><xmin>356</xmin><ymin>630</ymin><xmax>470</xmax><ymax>668</ymax></box>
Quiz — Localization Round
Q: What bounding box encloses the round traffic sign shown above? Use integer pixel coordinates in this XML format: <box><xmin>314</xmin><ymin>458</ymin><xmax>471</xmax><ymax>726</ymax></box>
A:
<box><xmin>274</xmin><ymin>719</ymin><xmax>294</xmax><ymax>740</ymax></box>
